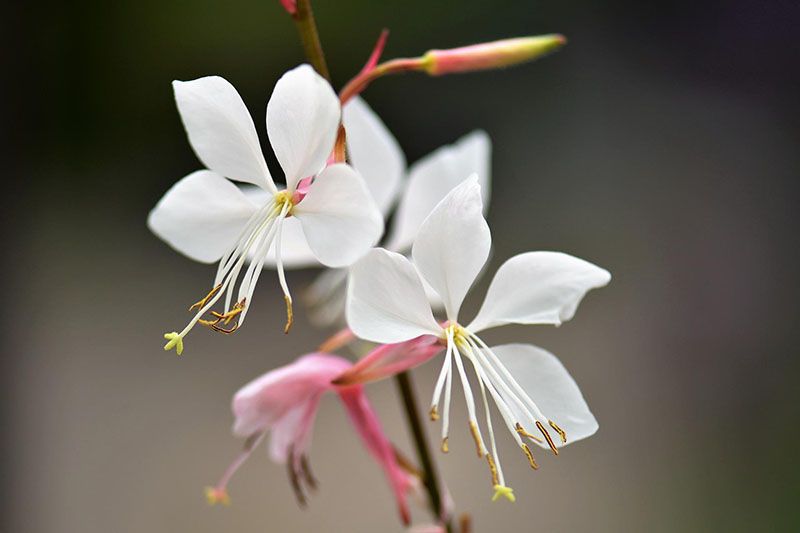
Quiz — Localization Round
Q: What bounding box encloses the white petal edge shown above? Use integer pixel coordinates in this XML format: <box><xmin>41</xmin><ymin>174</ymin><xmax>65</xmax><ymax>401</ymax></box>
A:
<box><xmin>147</xmin><ymin>170</ymin><xmax>259</xmax><ymax>263</ymax></box>
<box><xmin>347</xmin><ymin>248</ymin><xmax>441</xmax><ymax>344</ymax></box>
<box><xmin>266</xmin><ymin>64</ymin><xmax>341</xmax><ymax>191</ymax></box>
<box><xmin>412</xmin><ymin>176</ymin><xmax>490</xmax><ymax>321</ymax></box>
<box><xmin>467</xmin><ymin>252</ymin><xmax>611</xmax><ymax>332</ymax></box>
<box><xmin>294</xmin><ymin>164</ymin><xmax>384</xmax><ymax>268</ymax></box>
<box><xmin>173</xmin><ymin>77</ymin><xmax>274</xmax><ymax>190</ymax></box>
<box><xmin>387</xmin><ymin>130</ymin><xmax>491</xmax><ymax>252</ymax></box>
<box><xmin>343</xmin><ymin>97</ymin><xmax>406</xmax><ymax>214</ymax></box>
<box><xmin>491</xmin><ymin>343</ymin><xmax>598</xmax><ymax>448</ymax></box>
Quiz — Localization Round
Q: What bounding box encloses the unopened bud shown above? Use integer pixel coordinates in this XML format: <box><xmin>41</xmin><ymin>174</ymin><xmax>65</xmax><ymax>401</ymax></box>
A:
<box><xmin>279</xmin><ymin>0</ymin><xmax>297</xmax><ymax>15</ymax></box>
<box><xmin>421</xmin><ymin>35</ymin><xmax>566</xmax><ymax>76</ymax></box>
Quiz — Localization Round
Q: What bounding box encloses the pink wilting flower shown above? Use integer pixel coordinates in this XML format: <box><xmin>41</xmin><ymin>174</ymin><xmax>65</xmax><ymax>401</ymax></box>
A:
<box><xmin>344</xmin><ymin>177</ymin><xmax>610</xmax><ymax>501</ymax></box>
<box><xmin>206</xmin><ymin>353</ymin><xmax>415</xmax><ymax>525</ymax></box>
<box><xmin>149</xmin><ymin>64</ymin><xmax>383</xmax><ymax>353</ymax></box>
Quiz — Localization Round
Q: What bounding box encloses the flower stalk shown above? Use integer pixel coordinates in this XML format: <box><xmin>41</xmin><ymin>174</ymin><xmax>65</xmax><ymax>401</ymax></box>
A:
<box><xmin>396</xmin><ymin>371</ymin><xmax>453</xmax><ymax>533</ymax></box>
<box><xmin>290</xmin><ymin>0</ymin><xmax>331</xmax><ymax>81</ymax></box>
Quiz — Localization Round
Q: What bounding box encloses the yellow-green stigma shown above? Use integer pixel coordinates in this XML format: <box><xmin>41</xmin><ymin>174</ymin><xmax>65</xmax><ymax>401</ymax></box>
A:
<box><xmin>205</xmin><ymin>486</ymin><xmax>230</xmax><ymax>506</ymax></box>
<box><xmin>492</xmin><ymin>485</ymin><xmax>516</xmax><ymax>503</ymax></box>
<box><xmin>163</xmin><ymin>332</ymin><xmax>184</xmax><ymax>355</ymax></box>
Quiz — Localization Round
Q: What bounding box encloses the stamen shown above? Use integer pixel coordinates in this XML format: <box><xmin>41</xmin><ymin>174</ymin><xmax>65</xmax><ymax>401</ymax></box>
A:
<box><xmin>206</xmin><ymin>431</ymin><xmax>265</xmax><ymax>506</ymax></box>
<box><xmin>199</xmin><ymin>299</ymin><xmax>246</xmax><ymax>334</ymax></box>
<box><xmin>468</xmin><ymin>422</ymin><xmax>484</xmax><ymax>458</ymax></box>
<box><xmin>485</xmin><ymin>453</ymin><xmax>499</xmax><ymax>486</ymax></box>
<box><xmin>441</xmin><ymin>437</ymin><xmax>449</xmax><ymax>453</ymax></box>
<box><xmin>536</xmin><ymin>421</ymin><xmax>559</xmax><ymax>456</ymax></box>
<box><xmin>515</xmin><ymin>422</ymin><xmax>543</xmax><ymax>443</ymax></box>
<box><xmin>549</xmin><ymin>419</ymin><xmax>567</xmax><ymax>444</ymax></box>
<box><xmin>287</xmin><ymin>448</ymin><xmax>307</xmax><ymax>507</ymax></box>
<box><xmin>189</xmin><ymin>284</ymin><xmax>222</xmax><ymax>312</ymax></box>
<box><xmin>299</xmin><ymin>455</ymin><xmax>318</xmax><ymax>491</ymax></box>
<box><xmin>283</xmin><ymin>295</ymin><xmax>294</xmax><ymax>334</ymax></box>
<box><xmin>521</xmin><ymin>443</ymin><xmax>539</xmax><ymax>470</ymax></box>
<box><xmin>429</xmin><ymin>406</ymin><xmax>439</xmax><ymax>421</ymax></box>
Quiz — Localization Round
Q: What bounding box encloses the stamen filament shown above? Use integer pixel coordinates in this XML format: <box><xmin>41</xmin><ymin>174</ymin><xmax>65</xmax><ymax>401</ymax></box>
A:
<box><xmin>206</xmin><ymin>431</ymin><xmax>266</xmax><ymax>505</ymax></box>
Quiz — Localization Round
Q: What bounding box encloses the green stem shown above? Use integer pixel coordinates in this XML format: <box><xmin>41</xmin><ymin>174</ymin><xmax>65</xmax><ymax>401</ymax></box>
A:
<box><xmin>395</xmin><ymin>371</ymin><xmax>453</xmax><ymax>532</ymax></box>
<box><xmin>291</xmin><ymin>0</ymin><xmax>330</xmax><ymax>81</ymax></box>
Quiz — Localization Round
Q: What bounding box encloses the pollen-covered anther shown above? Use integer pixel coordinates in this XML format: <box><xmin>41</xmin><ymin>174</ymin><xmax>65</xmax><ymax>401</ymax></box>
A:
<box><xmin>515</xmin><ymin>422</ymin><xmax>543</xmax><ymax>443</ymax></box>
<box><xmin>283</xmin><ymin>295</ymin><xmax>294</xmax><ymax>334</ymax></box>
<box><xmin>199</xmin><ymin>299</ymin><xmax>246</xmax><ymax>334</ymax></box>
<box><xmin>521</xmin><ymin>443</ymin><xmax>539</xmax><ymax>470</ymax></box>
<box><xmin>441</xmin><ymin>437</ymin><xmax>449</xmax><ymax>453</ymax></box>
<box><xmin>536</xmin><ymin>420</ymin><xmax>559</xmax><ymax>456</ymax></box>
<box><xmin>469</xmin><ymin>422</ymin><xmax>484</xmax><ymax>457</ymax></box>
<box><xmin>189</xmin><ymin>284</ymin><xmax>222</xmax><ymax>312</ymax></box>
<box><xmin>549</xmin><ymin>419</ymin><xmax>567</xmax><ymax>444</ymax></box>
<box><xmin>204</xmin><ymin>486</ymin><xmax>230</xmax><ymax>506</ymax></box>
<box><xmin>429</xmin><ymin>406</ymin><xmax>440</xmax><ymax>421</ymax></box>
<box><xmin>485</xmin><ymin>453</ymin><xmax>499</xmax><ymax>486</ymax></box>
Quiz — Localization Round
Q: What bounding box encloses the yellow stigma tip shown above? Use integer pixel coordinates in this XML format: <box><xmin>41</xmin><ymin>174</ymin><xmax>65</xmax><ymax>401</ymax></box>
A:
<box><xmin>492</xmin><ymin>485</ymin><xmax>516</xmax><ymax>503</ymax></box>
<box><xmin>204</xmin><ymin>486</ymin><xmax>230</xmax><ymax>506</ymax></box>
<box><xmin>163</xmin><ymin>332</ymin><xmax>184</xmax><ymax>355</ymax></box>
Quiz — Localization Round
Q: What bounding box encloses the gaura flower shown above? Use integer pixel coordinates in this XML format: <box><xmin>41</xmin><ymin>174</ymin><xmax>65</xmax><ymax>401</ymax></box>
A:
<box><xmin>148</xmin><ymin>65</ymin><xmax>383</xmax><ymax>353</ymax></box>
<box><xmin>305</xmin><ymin>97</ymin><xmax>491</xmax><ymax>326</ymax></box>
<box><xmin>344</xmin><ymin>177</ymin><xmax>610</xmax><ymax>501</ymax></box>
<box><xmin>206</xmin><ymin>353</ymin><xmax>416</xmax><ymax>525</ymax></box>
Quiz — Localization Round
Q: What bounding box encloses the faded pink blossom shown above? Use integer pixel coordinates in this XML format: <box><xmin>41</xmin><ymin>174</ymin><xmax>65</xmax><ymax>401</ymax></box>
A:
<box><xmin>208</xmin><ymin>353</ymin><xmax>415</xmax><ymax>525</ymax></box>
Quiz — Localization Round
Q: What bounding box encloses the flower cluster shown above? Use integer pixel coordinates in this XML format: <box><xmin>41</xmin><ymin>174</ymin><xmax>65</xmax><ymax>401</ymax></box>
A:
<box><xmin>148</xmin><ymin>8</ymin><xmax>609</xmax><ymax>530</ymax></box>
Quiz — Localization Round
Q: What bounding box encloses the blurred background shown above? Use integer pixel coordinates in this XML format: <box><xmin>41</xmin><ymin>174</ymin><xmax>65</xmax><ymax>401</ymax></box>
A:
<box><xmin>4</xmin><ymin>0</ymin><xmax>799</xmax><ymax>531</ymax></box>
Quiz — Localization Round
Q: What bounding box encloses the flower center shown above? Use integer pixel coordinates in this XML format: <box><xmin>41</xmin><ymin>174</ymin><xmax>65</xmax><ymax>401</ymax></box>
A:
<box><xmin>274</xmin><ymin>190</ymin><xmax>296</xmax><ymax>216</ymax></box>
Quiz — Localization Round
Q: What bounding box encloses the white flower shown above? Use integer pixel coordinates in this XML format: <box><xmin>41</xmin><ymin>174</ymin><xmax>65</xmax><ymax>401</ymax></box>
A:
<box><xmin>346</xmin><ymin>177</ymin><xmax>610</xmax><ymax>501</ymax></box>
<box><xmin>305</xmin><ymin>97</ymin><xmax>492</xmax><ymax>326</ymax></box>
<box><xmin>148</xmin><ymin>65</ymin><xmax>383</xmax><ymax>353</ymax></box>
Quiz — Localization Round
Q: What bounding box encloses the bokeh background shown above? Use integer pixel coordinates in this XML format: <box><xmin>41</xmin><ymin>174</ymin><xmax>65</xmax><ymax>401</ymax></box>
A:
<box><xmin>4</xmin><ymin>0</ymin><xmax>799</xmax><ymax>531</ymax></box>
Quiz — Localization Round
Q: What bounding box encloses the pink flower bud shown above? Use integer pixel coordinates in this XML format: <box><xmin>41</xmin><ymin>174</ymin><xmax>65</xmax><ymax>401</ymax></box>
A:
<box><xmin>421</xmin><ymin>34</ymin><xmax>566</xmax><ymax>76</ymax></box>
<box><xmin>279</xmin><ymin>0</ymin><xmax>297</xmax><ymax>15</ymax></box>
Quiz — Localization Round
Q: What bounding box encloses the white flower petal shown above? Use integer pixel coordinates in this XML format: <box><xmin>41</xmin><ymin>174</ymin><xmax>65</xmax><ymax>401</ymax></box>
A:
<box><xmin>147</xmin><ymin>170</ymin><xmax>258</xmax><ymax>263</ymax></box>
<box><xmin>347</xmin><ymin>248</ymin><xmax>441</xmax><ymax>344</ymax></box>
<box><xmin>491</xmin><ymin>343</ymin><xmax>598</xmax><ymax>448</ymax></box>
<box><xmin>412</xmin><ymin>176</ymin><xmax>490</xmax><ymax>321</ymax></box>
<box><xmin>343</xmin><ymin>97</ymin><xmax>406</xmax><ymax>214</ymax></box>
<box><xmin>387</xmin><ymin>130</ymin><xmax>491</xmax><ymax>252</ymax></box>
<box><xmin>266</xmin><ymin>64</ymin><xmax>340</xmax><ymax>191</ymax></box>
<box><xmin>172</xmin><ymin>77</ymin><xmax>274</xmax><ymax>190</ymax></box>
<box><xmin>468</xmin><ymin>252</ymin><xmax>611</xmax><ymax>332</ymax></box>
<box><xmin>293</xmin><ymin>164</ymin><xmax>384</xmax><ymax>267</ymax></box>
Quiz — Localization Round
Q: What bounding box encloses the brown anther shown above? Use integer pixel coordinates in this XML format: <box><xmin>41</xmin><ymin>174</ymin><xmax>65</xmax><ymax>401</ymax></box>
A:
<box><xmin>536</xmin><ymin>420</ymin><xmax>559</xmax><ymax>456</ymax></box>
<box><xmin>549</xmin><ymin>419</ymin><xmax>567</xmax><ymax>444</ymax></box>
<box><xmin>209</xmin><ymin>321</ymin><xmax>240</xmax><ymax>334</ymax></box>
<box><xmin>441</xmin><ymin>437</ymin><xmax>449</xmax><ymax>453</ymax></box>
<box><xmin>429</xmin><ymin>406</ymin><xmax>440</xmax><ymax>421</ymax></box>
<box><xmin>469</xmin><ymin>422</ymin><xmax>484</xmax><ymax>457</ymax></box>
<box><xmin>485</xmin><ymin>453</ymin><xmax>499</xmax><ymax>486</ymax></box>
<box><xmin>283</xmin><ymin>295</ymin><xmax>294</xmax><ymax>334</ymax></box>
<box><xmin>459</xmin><ymin>514</ymin><xmax>472</xmax><ymax>533</ymax></box>
<box><xmin>392</xmin><ymin>446</ymin><xmax>423</xmax><ymax>478</ymax></box>
<box><xmin>189</xmin><ymin>284</ymin><xmax>222</xmax><ymax>312</ymax></box>
<box><xmin>333</xmin><ymin>124</ymin><xmax>347</xmax><ymax>163</ymax></box>
<box><xmin>286</xmin><ymin>447</ymin><xmax>307</xmax><ymax>507</ymax></box>
<box><xmin>515</xmin><ymin>422</ymin><xmax>543</xmax><ymax>443</ymax></box>
<box><xmin>299</xmin><ymin>455</ymin><xmax>318</xmax><ymax>492</ymax></box>
<box><xmin>521</xmin><ymin>443</ymin><xmax>539</xmax><ymax>470</ymax></box>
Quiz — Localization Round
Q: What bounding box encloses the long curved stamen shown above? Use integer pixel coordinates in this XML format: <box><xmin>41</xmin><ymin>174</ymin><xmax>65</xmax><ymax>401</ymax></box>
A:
<box><xmin>430</xmin><ymin>338</ymin><xmax>454</xmax><ymax>420</ymax></box>
<box><xmin>439</xmin><ymin>333</ymin><xmax>455</xmax><ymax>451</ymax></box>
<box><xmin>273</xmin><ymin>203</ymin><xmax>294</xmax><ymax>333</ymax></box>
<box><xmin>449</xmin><ymin>329</ymin><xmax>486</xmax><ymax>457</ymax></box>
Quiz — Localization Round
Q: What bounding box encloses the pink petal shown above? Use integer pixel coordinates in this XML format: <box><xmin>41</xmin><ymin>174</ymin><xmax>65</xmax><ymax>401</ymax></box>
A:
<box><xmin>337</xmin><ymin>385</ymin><xmax>414</xmax><ymax>525</ymax></box>
<box><xmin>232</xmin><ymin>353</ymin><xmax>351</xmax><ymax>437</ymax></box>
<box><xmin>333</xmin><ymin>335</ymin><xmax>444</xmax><ymax>386</ymax></box>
